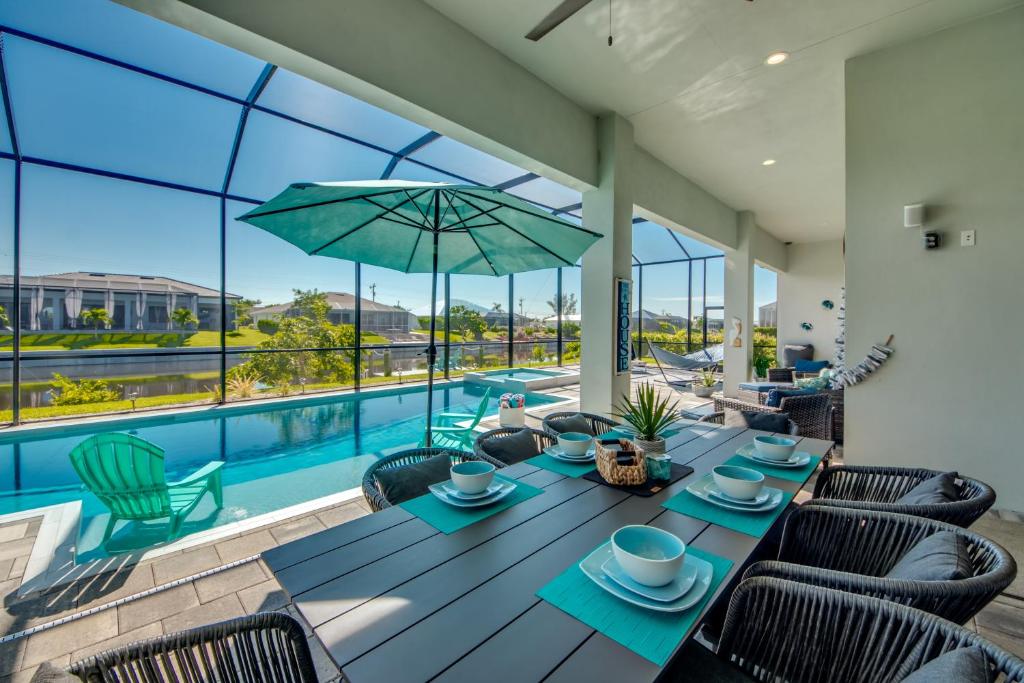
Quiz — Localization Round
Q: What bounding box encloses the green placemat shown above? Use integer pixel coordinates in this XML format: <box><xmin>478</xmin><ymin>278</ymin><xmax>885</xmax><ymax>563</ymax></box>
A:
<box><xmin>662</xmin><ymin>482</ymin><xmax>795</xmax><ymax>538</ymax></box>
<box><xmin>525</xmin><ymin>453</ymin><xmax>596</xmax><ymax>478</ymax></box>
<box><xmin>537</xmin><ymin>545</ymin><xmax>733</xmax><ymax>666</ymax></box>
<box><xmin>723</xmin><ymin>453</ymin><xmax>824</xmax><ymax>483</ymax></box>
<box><xmin>400</xmin><ymin>476</ymin><xmax>544</xmax><ymax>535</ymax></box>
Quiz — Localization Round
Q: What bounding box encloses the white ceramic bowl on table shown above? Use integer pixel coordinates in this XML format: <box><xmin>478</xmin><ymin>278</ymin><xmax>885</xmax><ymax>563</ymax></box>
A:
<box><xmin>557</xmin><ymin>432</ymin><xmax>593</xmax><ymax>457</ymax></box>
<box><xmin>712</xmin><ymin>465</ymin><xmax>765</xmax><ymax>500</ymax></box>
<box><xmin>450</xmin><ymin>461</ymin><xmax>495</xmax><ymax>494</ymax></box>
<box><xmin>752</xmin><ymin>435</ymin><xmax>797</xmax><ymax>461</ymax></box>
<box><xmin>610</xmin><ymin>525</ymin><xmax>686</xmax><ymax>587</ymax></box>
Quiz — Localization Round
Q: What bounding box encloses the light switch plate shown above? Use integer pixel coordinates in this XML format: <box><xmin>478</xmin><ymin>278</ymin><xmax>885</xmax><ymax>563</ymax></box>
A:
<box><xmin>961</xmin><ymin>229</ymin><xmax>976</xmax><ymax>247</ymax></box>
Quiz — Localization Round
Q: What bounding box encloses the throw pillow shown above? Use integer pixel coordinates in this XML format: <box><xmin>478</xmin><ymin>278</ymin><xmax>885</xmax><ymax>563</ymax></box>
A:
<box><xmin>723</xmin><ymin>409</ymin><xmax>791</xmax><ymax>433</ymax></box>
<box><xmin>794</xmin><ymin>359</ymin><xmax>830</xmax><ymax>373</ymax></box>
<box><xmin>765</xmin><ymin>388</ymin><xmax>816</xmax><ymax>408</ymax></box>
<box><xmin>900</xmin><ymin>646</ymin><xmax>992</xmax><ymax>683</ymax></box>
<box><xmin>374</xmin><ymin>453</ymin><xmax>453</xmax><ymax>505</ymax></box>
<box><xmin>885</xmin><ymin>531</ymin><xmax>974</xmax><ymax>581</ymax></box>
<box><xmin>482</xmin><ymin>428</ymin><xmax>541</xmax><ymax>465</ymax></box>
<box><xmin>795</xmin><ymin>375</ymin><xmax>830</xmax><ymax>391</ymax></box>
<box><xmin>547</xmin><ymin>413</ymin><xmax>595</xmax><ymax>436</ymax></box>
<box><xmin>896</xmin><ymin>472</ymin><xmax>959</xmax><ymax>506</ymax></box>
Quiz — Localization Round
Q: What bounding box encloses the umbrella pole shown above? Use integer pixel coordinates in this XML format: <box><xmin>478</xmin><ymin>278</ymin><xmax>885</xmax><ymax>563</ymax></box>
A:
<box><xmin>425</xmin><ymin>203</ymin><xmax>440</xmax><ymax>447</ymax></box>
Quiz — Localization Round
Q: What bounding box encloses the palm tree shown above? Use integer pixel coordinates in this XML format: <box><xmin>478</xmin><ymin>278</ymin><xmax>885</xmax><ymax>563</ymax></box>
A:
<box><xmin>81</xmin><ymin>308</ymin><xmax>112</xmax><ymax>337</ymax></box>
<box><xmin>492</xmin><ymin>302</ymin><xmax>504</xmax><ymax>314</ymax></box>
<box><xmin>171</xmin><ymin>307</ymin><xmax>199</xmax><ymax>334</ymax></box>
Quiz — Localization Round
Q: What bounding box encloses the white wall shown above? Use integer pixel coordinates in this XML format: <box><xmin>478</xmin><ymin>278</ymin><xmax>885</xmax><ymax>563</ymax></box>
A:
<box><xmin>845</xmin><ymin>6</ymin><xmax>1024</xmax><ymax>511</ymax></box>
<box><xmin>777</xmin><ymin>240</ymin><xmax>844</xmax><ymax>364</ymax></box>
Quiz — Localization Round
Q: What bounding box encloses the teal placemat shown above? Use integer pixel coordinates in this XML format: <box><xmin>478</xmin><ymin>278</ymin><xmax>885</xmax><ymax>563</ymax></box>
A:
<box><xmin>661</xmin><ymin>484</ymin><xmax>795</xmax><ymax>538</ymax></box>
<box><xmin>400</xmin><ymin>476</ymin><xmax>544</xmax><ymax>535</ymax></box>
<box><xmin>605</xmin><ymin>425</ymin><xmax>684</xmax><ymax>441</ymax></box>
<box><xmin>723</xmin><ymin>453</ymin><xmax>824</xmax><ymax>483</ymax></box>
<box><xmin>537</xmin><ymin>546</ymin><xmax>733</xmax><ymax>666</ymax></box>
<box><xmin>525</xmin><ymin>453</ymin><xmax>596</xmax><ymax>478</ymax></box>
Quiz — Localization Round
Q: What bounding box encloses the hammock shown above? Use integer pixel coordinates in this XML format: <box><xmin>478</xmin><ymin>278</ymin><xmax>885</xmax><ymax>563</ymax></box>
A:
<box><xmin>649</xmin><ymin>343</ymin><xmax>723</xmax><ymax>384</ymax></box>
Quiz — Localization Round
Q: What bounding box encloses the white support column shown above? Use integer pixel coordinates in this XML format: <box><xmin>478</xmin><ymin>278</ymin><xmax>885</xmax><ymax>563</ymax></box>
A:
<box><xmin>580</xmin><ymin>115</ymin><xmax>633</xmax><ymax>415</ymax></box>
<box><xmin>723</xmin><ymin>211</ymin><xmax>755</xmax><ymax>396</ymax></box>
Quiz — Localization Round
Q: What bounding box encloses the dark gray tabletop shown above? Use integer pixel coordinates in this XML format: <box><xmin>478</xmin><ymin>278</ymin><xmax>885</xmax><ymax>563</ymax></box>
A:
<box><xmin>263</xmin><ymin>421</ymin><xmax>833</xmax><ymax>683</ymax></box>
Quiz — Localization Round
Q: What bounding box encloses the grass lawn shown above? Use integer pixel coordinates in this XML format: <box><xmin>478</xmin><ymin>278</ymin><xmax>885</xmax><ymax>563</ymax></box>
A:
<box><xmin>1</xmin><ymin>328</ymin><xmax>395</xmax><ymax>351</ymax></box>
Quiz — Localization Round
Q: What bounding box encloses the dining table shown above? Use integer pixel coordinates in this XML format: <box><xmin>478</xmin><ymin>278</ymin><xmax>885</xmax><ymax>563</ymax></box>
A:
<box><xmin>262</xmin><ymin>420</ymin><xmax>834</xmax><ymax>683</ymax></box>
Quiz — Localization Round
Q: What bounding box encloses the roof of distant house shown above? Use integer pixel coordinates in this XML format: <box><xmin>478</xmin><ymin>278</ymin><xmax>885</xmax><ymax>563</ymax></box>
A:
<box><xmin>253</xmin><ymin>292</ymin><xmax>415</xmax><ymax>316</ymax></box>
<box><xmin>0</xmin><ymin>272</ymin><xmax>239</xmax><ymax>299</ymax></box>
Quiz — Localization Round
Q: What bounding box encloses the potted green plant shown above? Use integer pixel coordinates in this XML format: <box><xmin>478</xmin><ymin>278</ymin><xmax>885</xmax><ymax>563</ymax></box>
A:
<box><xmin>692</xmin><ymin>368</ymin><xmax>717</xmax><ymax>398</ymax></box>
<box><xmin>613</xmin><ymin>382</ymin><xmax>679</xmax><ymax>454</ymax></box>
<box><xmin>752</xmin><ymin>354</ymin><xmax>772</xmax><ymax>380</ymax></box>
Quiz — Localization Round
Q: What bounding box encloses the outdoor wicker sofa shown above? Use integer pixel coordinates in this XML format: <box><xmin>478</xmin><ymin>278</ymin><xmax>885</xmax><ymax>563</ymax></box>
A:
<box><xmin>541</xmin><ymin>411</ymin><xmax>617</xmax><ymax>437</ymax></box>
<box><xmin>811</xmin><ymin>464</ymin><xmax>996</xmax><ymax>527</ymax></box>
<box><xmin>474</xmin><ymin>426</ymin><xmax>556</xmax><ymax>466</ymax></box>
<box><xmin>694</xmin><ymin>577</ymin><xmax>1024</xmax><ymax>682</ymax></box>
<box><xmin>742</xmin><ymin>504</ymin><xmax>1016</xmax><ymax>624</ymax></box>
<box><xmin>696</xmin><ymin>411</ymin><xmax>799</xmax><ymax>435</ymax></box>
<box><xmin>361</xmin><ymin>447</ymin><xmax>480</xmax><ymax>511</ymax></box>
<box><xmin>66</xmin><ymin>611</ymin><xmax>317</xmax><ymax>682</ymax></box>
<box><xmin>714</xmin><ymin>393</ymin><xmax>833</xmax><ymax>441</ymax></box>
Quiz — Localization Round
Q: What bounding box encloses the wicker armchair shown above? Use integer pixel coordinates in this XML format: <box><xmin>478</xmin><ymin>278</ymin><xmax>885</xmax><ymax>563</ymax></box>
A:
<box><xmin>361</xmin><ymin>447</ymin><xmax>479</xmax><ymax>512</ymax></box>
<box><xmin>541</xmin><ymin>411</ymin><xmax>617</xmax><ymax>437</ymax></box>
<box><xmin>714</xmin><ymin>393</ymin><xmax>832</xmax><ymax>440</ymax></box>
<box><xmin>711</xmin><ymin>578</ymin><xmax>1024</xmax><ymax>682</ymax></box>
<box><xmin>697</xmin><ymin>411</ymin><xmax>799</xmax><ymax>435</ymax></box>
<box><xmin>474</xmin><ymin>427</ymin><xmax>556</xmax><ymax>466</ymax></box>
<box><xmin>811</xmin><ymin>465</ymin><xmax>996</xmax><ymax>527</ymax></box>
<box><xmin>743</xmin><ymin>505</ymin><xmax>1015</xmax><ymax>624</ymax></box>
<box><xmin>68</xmin><ymin>611</ymin><xmax>317</xmax><ymax>682</ymax></box>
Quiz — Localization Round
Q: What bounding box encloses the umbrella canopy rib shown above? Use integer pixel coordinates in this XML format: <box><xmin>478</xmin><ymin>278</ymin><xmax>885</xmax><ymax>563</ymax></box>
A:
<box><xmin>359</xmin><ymin>195</ymin><xmax>430</xmax><ymax>230</ymax></box>
<box><xmin>465</xmin><ymin>229</ymin><xmax>499</xmax><ymax>275</ymax></box>
<box><xmin>404</xmin><ymin>230</ymin><xmax>424</xmax><ymax>273</ymax></box>
<box><xmin>242</xmin><ymin>187</ymin><xmax>413</xmax><ymax>220</ymax></box>
<box><xmin>457</xmin><ymin>194</ymin><xmax>574</xmax><ymax>267</ymax></box>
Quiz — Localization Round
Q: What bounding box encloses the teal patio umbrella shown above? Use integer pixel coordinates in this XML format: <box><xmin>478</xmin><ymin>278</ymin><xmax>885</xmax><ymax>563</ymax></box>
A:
<box><xmin>238</xmin><ymin>180</ymin><xmax>602</xmax><ymax>444</ymax></box>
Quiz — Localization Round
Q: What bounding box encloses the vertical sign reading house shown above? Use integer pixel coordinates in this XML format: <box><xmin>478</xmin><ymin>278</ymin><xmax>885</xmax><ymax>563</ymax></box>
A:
<box><xmin>615</xmin><ymin>278</ymin><xmax>631</xmax><ymax>375</ymax></box>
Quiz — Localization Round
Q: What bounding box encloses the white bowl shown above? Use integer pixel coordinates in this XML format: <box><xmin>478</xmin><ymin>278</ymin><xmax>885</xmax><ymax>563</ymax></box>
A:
<box><xmin>557</xmin><ymin>432</ymin><xmax>593</xmax><ymax>457</ymax></box>
<box><xmin>450</xmin><ymin>461</ymin><xmax>495</xmax><ymax>494</ymax></box>
<box><xmin>752</xmin><ymin>435</ymin><xmax>797</xmax><ymax>461</ymax></box>
<box><xmin>712</xmin><ymin>465</ymin><xmax>765</xmax><ymax>501</ymax></box>
<box><xmin>610</xmin><ymin>525</ymin><xmax>686</xmax><ymax>587</ymax></box>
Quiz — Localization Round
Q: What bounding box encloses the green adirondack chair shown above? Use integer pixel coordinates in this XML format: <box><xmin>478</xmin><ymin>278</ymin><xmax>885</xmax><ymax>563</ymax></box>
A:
<box><xmin>425</xmin><ymin>387</ymin><xmax>492</xmax><ymax>449</ymax></box>
<box><xmin>69</xmin><ymin>433</ymin><xmax>225</xmax><ymax>544</ymax></box>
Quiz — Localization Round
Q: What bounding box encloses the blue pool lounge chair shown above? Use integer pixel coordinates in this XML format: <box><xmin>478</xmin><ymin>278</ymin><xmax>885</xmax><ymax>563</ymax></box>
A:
<box><xmin>69</xmin><ymin>433</ymin><xmax>224</xmax><ymax>544</ymax></box>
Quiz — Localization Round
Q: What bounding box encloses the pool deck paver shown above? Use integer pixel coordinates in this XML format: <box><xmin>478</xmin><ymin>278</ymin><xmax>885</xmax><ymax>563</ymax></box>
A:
<box><xmin>0</xmin><ymin>374</ymin><xmax>1020</xmax><ymax>680</ymax></box>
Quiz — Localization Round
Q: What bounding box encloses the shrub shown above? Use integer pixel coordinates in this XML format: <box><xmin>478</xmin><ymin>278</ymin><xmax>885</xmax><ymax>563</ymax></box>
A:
<box><xmin>50</xmin><ymin>373</ymin><xmax>120</xmax><ymax>406</ymax></box>
<box><xmin>226</xmin><ymin>367</ymin><xmax>261</xmax><ymax>398</ymax></box>
<box><xmin>256</xmin><ymin>319</ymin><xmax>280</xmax><ymax>335</ymax></box>
<box><xmin>563</xmin><ymin>341</ymin><xmax>581</xmax><ymax>361</ymax></box>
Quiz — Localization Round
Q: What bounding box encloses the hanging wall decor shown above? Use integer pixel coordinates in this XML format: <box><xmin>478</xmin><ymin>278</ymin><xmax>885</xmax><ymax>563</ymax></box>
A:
<box><xmin>800</xmin><ymin>322</ymin><xmax>813</xmax><ymax>331</ymax></box>
<box><xmin>830</xmin><ymin>286</ymin><xmax>895</xmax><ymax>388</ymax></box>
<box><xmin>822</xmin><ymin>299</ymin><xmax>834</xmax><ymax>310</ymax></box>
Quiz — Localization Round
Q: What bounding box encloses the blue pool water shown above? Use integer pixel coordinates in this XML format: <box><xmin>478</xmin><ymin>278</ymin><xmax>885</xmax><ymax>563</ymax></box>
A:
<box><xmin>0</xmin><ymin>382</ymin><xmax>565</xmax><ymax>562</ymax></box>
<box><xmin>478</xmin><ymin>369</ymin><xmax>564</xmax><ymax>380</ymax></box>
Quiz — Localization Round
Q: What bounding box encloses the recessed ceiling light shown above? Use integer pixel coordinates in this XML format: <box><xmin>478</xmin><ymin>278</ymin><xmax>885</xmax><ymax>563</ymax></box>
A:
<box><xmin>765</xmin><ymin>51</ymin><xmax>789</xmax><ymax>65</ymax></box>
<box><xmin>762</xmin><ymin>159</ymin><xmax>776</xmax><ymax>166</ymax></box>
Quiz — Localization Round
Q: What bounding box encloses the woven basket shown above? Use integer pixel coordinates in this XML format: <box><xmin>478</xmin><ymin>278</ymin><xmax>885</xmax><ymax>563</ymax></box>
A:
<box><xmin>595</xmin><ymin>439</ymin><xmax>647</xmax><ymax>486</ymax></box>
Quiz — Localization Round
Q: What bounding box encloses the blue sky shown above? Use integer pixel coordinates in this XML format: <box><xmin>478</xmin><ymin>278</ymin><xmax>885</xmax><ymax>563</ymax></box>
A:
<box><xmin>0</xmin><ymin>0</ymin><xmax>777</xmax><ymax>319</ymax></box>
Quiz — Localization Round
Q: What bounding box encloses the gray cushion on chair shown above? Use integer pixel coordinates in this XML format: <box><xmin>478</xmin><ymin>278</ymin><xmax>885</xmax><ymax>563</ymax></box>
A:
<box><xmin>482</xmin><ymin>429</ymin><xmax>541</xmax><ymax>465</ymax></box>
<box><xmin>885</xmin><ymin>531</ymin><xmax>974</xmax><ymax>582</ymax></box>
<box><xmin>901</xmin><ymin>646</ymin><xmax>992</xmax><ymax>683</ymax></box>
<box><xmin>373</xmin><ymin>454</ymin><xmax>452</xmax><ymax>505</ymax></box>
<box><xmin>30</xmin><ymin>662</ymin><xmax>80</xmax><ymax>682</ymax></box>
<box><xmin>724</xmin><ymin>409</ymin><xmax>791</xmax><ymax>433</ymax></box>
<box><xmin>547</xmin><ymin>413</ymin><xmax>595</xmax><ymax>436</ymax></box>
<box><xmin>896</xmin><ymin>472</ymin><xmax>959</xmax><ymax>506</ymax></box>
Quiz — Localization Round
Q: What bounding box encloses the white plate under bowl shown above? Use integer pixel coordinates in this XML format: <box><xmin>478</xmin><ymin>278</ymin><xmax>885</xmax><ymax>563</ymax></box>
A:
<box><xmin>544</xmin><ymin>445</ymin><xmax>596</xmax><ymax>462</ymax></box>
<box><xmin>705</xmin><ymin>481</ymin><xmax>771</xmax><ymax>507</ymax></box>
<box><xmin>735</xmin><ymin>443</ymin><xmax>811</xmax><ymax>468</ymax></box>
<box><xmin>428</xmin><ymin>479</ymin><xmax>515</xmax><ymax>508</ymax></box>
<box><xmin>579</xmin><ymin>541</ymin><xmax>712</xmax><ymax>613</ymax></box>
<box><xmin>686</xmin><ymin>475</ymin><xmax>783</xmax><ymax>512</ymax></box>
<box><xmin>601</xmin><ymin>555</ymin><xmax>698</xmax><ymax>602</ymax></box>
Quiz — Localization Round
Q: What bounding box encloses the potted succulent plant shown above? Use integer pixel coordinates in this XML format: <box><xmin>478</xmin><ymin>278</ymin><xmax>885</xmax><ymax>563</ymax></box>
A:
<box><xmin>692</xmin><ymin>368</ymin><xmax>717</xmax><ymax>398</ymax></box>
<box><xmin>613</xmin><ymin>382</ymin><xmax>679</xmax><ymax>454</ymax></box>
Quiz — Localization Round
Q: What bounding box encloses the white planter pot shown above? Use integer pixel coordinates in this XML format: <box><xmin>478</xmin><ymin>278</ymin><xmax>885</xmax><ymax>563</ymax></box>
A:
<box><xmin>633</xmin><ymin>436</ymin><xmax>666</xmax><ymax>454</ymax></box>
<box><xmin>693</xmin><ymin>384</ymin><xmax>715</xmax><ymax>398</ymax></box>
<box><xmin>499</xmin><ymin>405</ymin><xmax>525</xmax><ymax>428</ymax></box>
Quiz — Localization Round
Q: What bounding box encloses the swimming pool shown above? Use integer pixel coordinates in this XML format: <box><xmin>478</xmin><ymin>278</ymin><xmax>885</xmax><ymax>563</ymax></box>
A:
<box><xmin>463</xmin><ymin>367</ymin><xmax>580</xmax><ymax>392</ymax></box>
<box><xmin>0</xmin><ymin>382</ymin><xmax>567</xmax><ymax>562</ymax></box>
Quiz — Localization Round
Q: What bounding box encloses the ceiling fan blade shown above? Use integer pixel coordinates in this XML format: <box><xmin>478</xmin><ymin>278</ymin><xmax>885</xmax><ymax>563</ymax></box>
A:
<box><xmin>525</xmin><ymin>0</ymin><xmax>595</xmax><ymax>41</ymax></box>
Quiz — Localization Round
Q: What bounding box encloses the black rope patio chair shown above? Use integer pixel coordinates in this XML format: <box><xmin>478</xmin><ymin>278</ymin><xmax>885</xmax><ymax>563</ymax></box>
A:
<box><xmin>742</xmin><ymin>505</ymin><xmax>1016</xmax><ymax>624</ymax></box>
<box><xmin>67</xmin><ymin>611</ymin><xmax>317</xmax><ymax>682</ymax></box>
<box><xmin>474</xmin><ymin>427</ymin><xmax>555</xmax><ymax>467</ymax></box>
<box><xmin>697</xmin><ymin>411</ymin><xmax>799</xmax><ymax>435</ymax></box>
<box><xmin>541</xmin><ymin>411</ymin><xmax>617</xmax><ymax>437</ymax></box>
<box><xmin>361</xmin><ymin>447</ymin><xmax>479</xmax><ymax>512</ymax></box>
<box><xmin>671</xmin><ymin>578</ymin><xmax>1024</xmax><ymax>682</ymax></box>
<box><xmin>811</xmin><ymin>465</ymin><xmax>996</xmax><ymax>527</ymax></box>
<box><xmin>714</xmin><ymin>393</ymin><xmax>833</xmax><ymax>441</ymax></box>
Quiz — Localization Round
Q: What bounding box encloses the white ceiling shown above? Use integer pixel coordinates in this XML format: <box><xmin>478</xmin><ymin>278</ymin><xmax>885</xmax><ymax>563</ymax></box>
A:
<box><xmin>425</xmin><ymin>0</ymin><xmax>1021</xmax><ymax>242</ymax></box>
